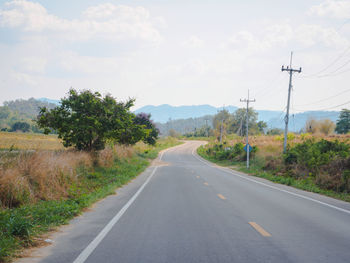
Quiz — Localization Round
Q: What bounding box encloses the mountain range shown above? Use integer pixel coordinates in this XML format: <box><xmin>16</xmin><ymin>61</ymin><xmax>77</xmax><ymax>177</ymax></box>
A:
<box><xmin>135</xmin><ymin>104</ymin><xmax>340</xmax><ymax>132</ymax></box>
<box><xmin>37</xmin><ymin>98</ymin><xmax>340</xmax><ymax>132</ymax></box>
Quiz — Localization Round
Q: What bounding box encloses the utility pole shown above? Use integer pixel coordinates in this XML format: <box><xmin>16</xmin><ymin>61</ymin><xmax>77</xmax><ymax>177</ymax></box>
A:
<box><xmin>240</xmin><ymin>90</ymin><xmax>255</xmax><ymax>168</ymax></box>
<box><xmin>205</xmin><ymin>118</ymin><xmax>209</xmax><ymax>137</ymax></box>
<box><xmin>220</xmin><ymin>119</ymin><xmax>223</xmax><ymax>143</ymax></box>
<box><xmin>281</xmin><ymin>52</ymin><xmax>302</xmax><ymax>153</ymax></box>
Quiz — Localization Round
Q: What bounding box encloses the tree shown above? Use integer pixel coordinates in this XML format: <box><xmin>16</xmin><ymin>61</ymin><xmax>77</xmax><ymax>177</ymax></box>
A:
<box><xmin>257</xmin><ymin>121</ymin><xmax>267</xmax><ymax>134</ymax></box>
<box><xmin>11</xmin><ymin>121</ymin><xmax>30</xmax><ymax>132</ymax></box>
<box><xmin>318</xmin><ymin>119</ymin><xmax>335</xmax><ymax>135</ymax></box>
<box><xmin>37</xmin><ymin>89</ymin><xmax>146</xmax><ymax>151</ymax></box>
<box><xmin>335</xmin><ymin>109</ymin><xmax>350</xmax><ymax>134</ymax></box>
<box><xmin>133</xmin><ymin>113</ymin><xmax>159</xmax><ymax>145</ymax></box>
<box><xmin>305</xmin><ymin>118</ymin><xmax>319</xmax><ymax>134</ymax></box>
<box><xmin>227</xmin><ymin>108</ymin><xmax>259</xmax><ymax>135</ymax></box>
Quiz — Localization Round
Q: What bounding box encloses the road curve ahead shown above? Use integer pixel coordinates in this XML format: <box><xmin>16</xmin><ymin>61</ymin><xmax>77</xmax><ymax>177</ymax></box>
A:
<box><xmin>23</xmin><ymin>141</ymin><xmax>350</xmax><ymax>263</ymax></box>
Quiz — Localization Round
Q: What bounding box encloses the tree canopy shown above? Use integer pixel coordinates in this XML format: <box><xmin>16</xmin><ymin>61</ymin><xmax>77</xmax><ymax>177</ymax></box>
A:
<box><xmin>335</xmin><ymin>109</ymin><xmax>350</xmax><ymax>134</ymax></box>
<box><xmin>37</xmin><ymin>89</ymin><xmax>156</xmax><ymax>151</ymax></box>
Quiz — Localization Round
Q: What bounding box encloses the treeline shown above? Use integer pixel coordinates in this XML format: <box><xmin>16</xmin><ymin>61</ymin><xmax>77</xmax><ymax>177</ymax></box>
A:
<box><xmin>0</xmin><ymin>98</ymin><xmax>57</xmax><ymax>132</ymax></box>
<box><xmin>37</xmin><ymin>89</ymin><xmax>159</xmax><ymax>151</ymax></box>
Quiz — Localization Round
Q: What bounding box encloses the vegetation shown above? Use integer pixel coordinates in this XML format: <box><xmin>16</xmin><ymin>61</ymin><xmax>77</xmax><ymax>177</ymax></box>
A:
<box><xmin>0</xmin><ymin>132</ymin><xmax>64</xmax><ymax>151</ymax></box>
<box><xmin>37</xmin><ymin>89</ymin><xmax>156</xmax><ymax>151</ymax></box>
<box><xmin>198</xmin><ymin>133</ymin><xmax>350</xmax><ymax>202</ymax></box>
<box><xmin>305</xmin><ymin>118</ymin><xmax>335</xmax><ymax>135</ymax></box>
<box><xmin>0</xmin><ymin>135</ymin><xmax>180</xmax><ymax>262</ymax></box>
<box><xmin>335</xmin><ymin>109</ymin><xmax>350</xmax><ymax>134</ymax></box>
<box><xmin>211</xmin><ymin>108</ymin><xmax>267</xmax><ymax>140</ymax></box>
<box><xmin>0</xmin><ymin>98</ymin><xmax>57</xmax><ymax>133</ymax></box>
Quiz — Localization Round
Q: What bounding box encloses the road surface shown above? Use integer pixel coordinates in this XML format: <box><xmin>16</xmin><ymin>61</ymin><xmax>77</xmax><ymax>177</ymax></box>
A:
<box><xmin>19</xmin><ymin>141</ymin><xmax>350</xmax><ymax>263</ymax></box>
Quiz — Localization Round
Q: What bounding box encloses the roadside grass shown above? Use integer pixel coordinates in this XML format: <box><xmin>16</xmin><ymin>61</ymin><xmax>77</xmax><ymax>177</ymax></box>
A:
<box><xmin>197</xmin><ymin>146</ymin><xmax>350</xmax><ymax>203</ymax></box>
<box><xmin>0</xmin><ymin>137</ymin><xmax>181</xmax><ymax>262</ymax></box>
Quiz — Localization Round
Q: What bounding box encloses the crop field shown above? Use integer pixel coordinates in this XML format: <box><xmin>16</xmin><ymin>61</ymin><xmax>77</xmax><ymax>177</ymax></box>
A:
<box><xmin>0</xmin><ymin>132</ymin><xmax>65</xmax><ymax>151</ymax></box>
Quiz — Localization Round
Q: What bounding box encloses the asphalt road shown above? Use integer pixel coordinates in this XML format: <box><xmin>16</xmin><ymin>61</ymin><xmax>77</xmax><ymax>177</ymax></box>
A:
<box><xmin>19</xmin><ymin>141</ymin><xmax>350</xmax><ymax>263</ymax></box>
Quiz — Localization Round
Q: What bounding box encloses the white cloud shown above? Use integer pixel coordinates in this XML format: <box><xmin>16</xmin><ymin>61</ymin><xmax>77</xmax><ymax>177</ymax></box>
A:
<box><xmin>223</xmin><ymin>23</ymin><xmax>349</xmax><ymax>54</ymax></box>
<box><xmin>0</xmin><ymin>0</ymin><xmax>163</xmax><ymax>43</ymax></box>
<box><xmin>181</xmin><ymin>36</ymin><xmax>204</xmax><ymax>48</ymax></box>
<box><xmin>19</xmin><ymin>56</ymin><xmax>47</xmax><ymax>73</ymax></box>
<box><xmin>309</xmin><ymin>0</ymin><xmax>350</xmax><ymax>19</ymax></box>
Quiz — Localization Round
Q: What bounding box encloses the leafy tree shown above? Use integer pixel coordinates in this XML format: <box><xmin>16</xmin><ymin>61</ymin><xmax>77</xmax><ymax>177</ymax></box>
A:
<box><xmin>257</xmin><ymin>121</ymin><xmax>268</xmax><ymax>134</ymax></box>
<box><xmin>335</xmin><ymin>109</ymin><xmax>350</xmax><ymax>134</ymax></box>
<box><xmin>133</xmin><ymin>113</ymin><xmax>159</xmax><ymax>145</ymax></box>
<box><xmin>227</xmin><ymin>108</ymin><xmax>258</xmax><ymax>135</ymax></box>
<box><xmin>37</xmin><ymin>89</ymin><xmax>145</xmax><ymax>151</ymax></box>
<box><xmin>11</xmin><ymin>121</ymin><xmax>30</xmax><ymax>132</ymax></box>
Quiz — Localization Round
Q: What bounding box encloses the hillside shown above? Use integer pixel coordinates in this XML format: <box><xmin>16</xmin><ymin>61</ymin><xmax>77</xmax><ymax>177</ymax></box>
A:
<box><xmin>0</xmin><ymin>98</ymin><xmax>58</xmax><ymax>131</ymax></box>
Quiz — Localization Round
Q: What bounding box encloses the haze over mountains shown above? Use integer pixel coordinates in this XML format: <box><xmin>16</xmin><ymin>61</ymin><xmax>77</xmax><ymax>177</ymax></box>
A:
<box><xmin>135</xmin><ymin>104</ymin><xmax>340</xmax><ymax>132</ymax></box>
<box><xmin>36</xmin><ymin>98</ymin><xmax>340</xmax><ymax>132</ymax></box>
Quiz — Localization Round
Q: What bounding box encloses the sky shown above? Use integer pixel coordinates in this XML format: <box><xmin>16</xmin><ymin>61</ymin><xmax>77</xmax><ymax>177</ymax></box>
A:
<box><xmin>0</xmin><ymin>0</ymin><xmax>349</xmax><ymax>112</ymax></box>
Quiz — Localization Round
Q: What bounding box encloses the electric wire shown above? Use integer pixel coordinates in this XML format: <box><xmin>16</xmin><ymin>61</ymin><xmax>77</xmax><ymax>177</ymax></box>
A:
<box><xmin>295</xmin><ymin>88</ymin><xmax>350</xmax><ymax>107</ymax></box>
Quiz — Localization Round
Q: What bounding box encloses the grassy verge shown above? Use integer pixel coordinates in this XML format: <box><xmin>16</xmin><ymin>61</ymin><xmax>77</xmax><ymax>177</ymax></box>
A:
<box><xmin>0</xmin><ymin>137</ymin><xmax>181</xmax><ymax>262</ymax></box>
<box><xmin>197</xmin><ymin>146</ymin><xmax>350</xmax><ymax>203</ymax></box>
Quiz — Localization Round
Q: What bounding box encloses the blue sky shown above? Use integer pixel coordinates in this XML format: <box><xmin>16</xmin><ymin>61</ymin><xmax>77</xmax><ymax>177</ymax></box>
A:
<box><xmin>0</xmin><ymin>0</ymin><xmax>349</xmax><ymax>112</ymax></box>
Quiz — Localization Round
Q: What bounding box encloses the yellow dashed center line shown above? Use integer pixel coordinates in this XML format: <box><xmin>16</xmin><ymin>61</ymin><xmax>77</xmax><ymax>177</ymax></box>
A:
<box><xmin>203</xmin><ymin>182</ymin><xmax>209</xmax><ymax>186</ymax></box>
<box><xmin>249</xmin><ymin>222</ymin><xmax>271</xmax><ymax>237</ymax></box>
<box><xmin>217</xmin><ymin>194</ymin><xmax>226</xmax><ymax>200</ymax></box>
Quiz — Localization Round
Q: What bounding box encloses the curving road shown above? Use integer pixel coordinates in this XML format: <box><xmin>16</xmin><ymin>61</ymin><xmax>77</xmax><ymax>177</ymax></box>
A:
<box><xmin>19</xmin><ymin>141</ymin><xmax>350</xmax><ymax>263</ymax></box>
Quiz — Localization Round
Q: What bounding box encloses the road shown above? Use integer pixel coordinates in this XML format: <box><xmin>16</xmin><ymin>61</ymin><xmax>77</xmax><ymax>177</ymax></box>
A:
<box><xmin>19</xmin><ymin>141</ymin><xmax>350</xmax><ymax>263</ymax></box>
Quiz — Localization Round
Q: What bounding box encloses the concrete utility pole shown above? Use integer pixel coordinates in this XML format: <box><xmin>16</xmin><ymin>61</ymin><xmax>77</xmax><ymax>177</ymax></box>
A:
<box><xmin>205</xmin><ymin>118</ymin><xmax>209</xmax><ymax>137</ymax></box>
<box><xmin>240</xmin><ymin>90</ymin><xmax>255</xmax><ymax>168</ymax></box>
<box><xmin>281</xmin><ymin>52</ymin><xmax>302</xmax><ymax>153</ymax></box>
<box><xmin>220</xmin><ymin>119</ymin><xmax>223</xmax><ymax>143</ymax></box>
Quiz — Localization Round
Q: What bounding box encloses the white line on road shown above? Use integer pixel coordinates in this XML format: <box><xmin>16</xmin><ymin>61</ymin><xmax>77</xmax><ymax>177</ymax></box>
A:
<box><xmin>73</xmin><ymin>150</ymin><xmax>166</xmax><ymax>263</ymax></box>
<box><xmin>192</xmin><ymin>147</ymin><xmax>350</xmax><ymax>215</ymax></box>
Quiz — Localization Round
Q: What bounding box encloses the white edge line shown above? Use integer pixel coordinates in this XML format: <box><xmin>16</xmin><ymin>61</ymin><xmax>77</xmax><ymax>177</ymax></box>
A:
<box><xmin>192</xmin><ymin>146</ymin><xmax>350</xmax><ymax>215</ymax></box>
<box><xmin>73</xmin><ymin>150</ymin><xmax>166</xmax><ymax>263</ymax></box>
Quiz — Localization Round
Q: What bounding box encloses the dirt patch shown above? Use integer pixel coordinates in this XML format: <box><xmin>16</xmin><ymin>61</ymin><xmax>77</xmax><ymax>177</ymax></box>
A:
<box><xmin>151</xmin><ymin>159</ymin><xmax>170</xmax><ymax>167</ymax></box>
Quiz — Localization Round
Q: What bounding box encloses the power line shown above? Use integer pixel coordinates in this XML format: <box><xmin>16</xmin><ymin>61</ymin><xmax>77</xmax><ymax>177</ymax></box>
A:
<box><xmin>303</xmin><ymin>46</ymin><xmax>350</xmax><ymax>78</ymax></box>
<box><xmin>294</xmin><ymin>100</ymin><xmax>350</xmax><ymax>112</ymax></box>
<box><xmin>295</xmin><ymin>88</ymin><xmax>350</xmax><ymax>107</ymax></box>
<box><xmin>316</xmin><ymin>57</ymin><xmax>350</xmax><ymax>77</ymax></box>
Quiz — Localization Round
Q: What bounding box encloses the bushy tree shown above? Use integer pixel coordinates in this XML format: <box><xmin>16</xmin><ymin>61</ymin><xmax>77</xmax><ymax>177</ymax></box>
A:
<box><xmin>335</xmin><ymin>109</ymin><xmax>350</xmax><ymax>134</ymax></box>
<box><xmin>133</xmin><ymin>113</ymin><xmax>159</xmax><ymax>145</ymax></box>
<box><xmin>11</xmin><ymin>121</ymin><xmax>30</xmax><ymax>132</ymax></box>
<box><xmin>37</xmin><ymin>89</ymin><xmax>146</xmax><ymax>151</ymax></box>
<box><xmin>227</xmin><ymin>108</ymin><xmax>259</xmax><ymax>135</ymax></box>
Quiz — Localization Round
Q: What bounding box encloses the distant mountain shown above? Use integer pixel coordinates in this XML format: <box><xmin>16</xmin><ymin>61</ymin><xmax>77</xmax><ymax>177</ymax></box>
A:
<box><xmin>37</xmin><ymin>98</ymin><xmax>60</xmax><ymax>105</ymax></box>
<box><xmin>135</xmin><ymin>104</ymin><xmax>341</xmax><ymax>133</ymax></box>
<box><xmin>135</xmin><ymin>104</ymin><xmax>237</xmax><ymax>123</ymax></box>
<box><xmin>267</xmin><ymin>111</ymin><xmax>339</xmax><ymax>132</ymax></box>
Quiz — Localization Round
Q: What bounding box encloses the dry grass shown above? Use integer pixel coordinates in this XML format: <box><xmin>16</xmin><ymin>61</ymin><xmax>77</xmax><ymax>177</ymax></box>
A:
<box><xmin>0</xmin><ymin>150</ymin><xmax>94</xmax><ymax>208</ymax></box>
<box><xmin>0</xmin><ymin>132</ymin><xmax>65</xmax><ymax>150</ymax></box>
<box><xmin>0</xmin><ymin>143</ymin><xmax>136</xmax><ymax>208</ymax></box>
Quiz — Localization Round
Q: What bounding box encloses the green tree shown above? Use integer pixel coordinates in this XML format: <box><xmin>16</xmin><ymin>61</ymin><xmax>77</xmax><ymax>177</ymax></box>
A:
<box><xmin>11</xmin><ymin>121</ymin><xmax>30</xmax><ymax>132</ymax></box>
<box><xmin>335</xmin><ymin>109</ymin><xmax>350</xmax><ymax>134</ymax></box>
<box><xmin>257</xmin><ymin>121</ymin><xmax>267</xmax><ymax>134</ymax></box>
<box><xmin>37</xmin><ymin>89</ymin><xmax>145</xmax><ymax>151</ymax></box>
<box><xmin>227</xmin><ymin>108</ymin><xmax>258</xmax><ymax>135</ymax></box>
<box><xmin>133</xmin><ymin>113</ymin><xmax>159</xmax><ymax>145</ymax></box>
